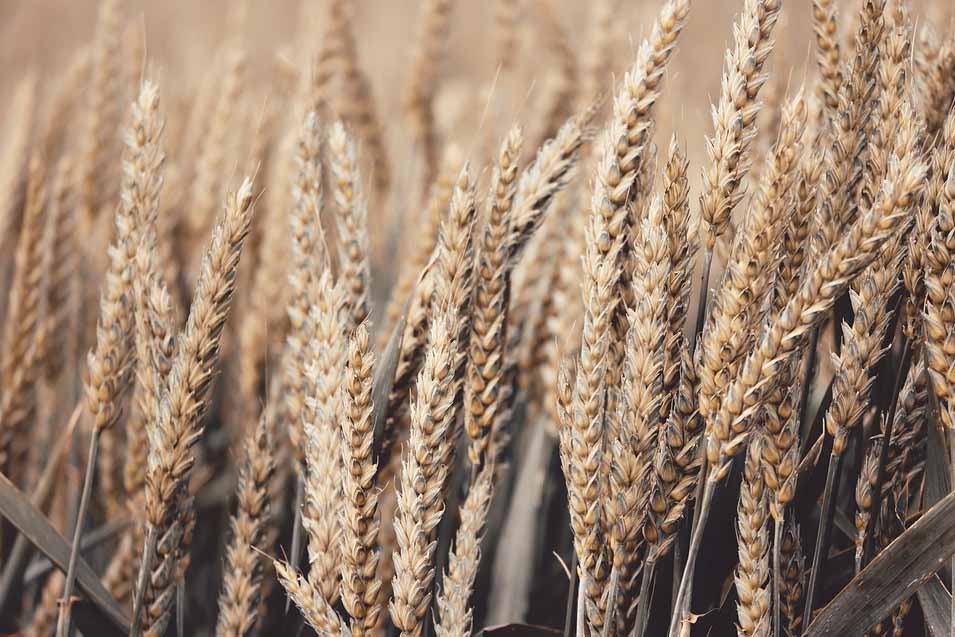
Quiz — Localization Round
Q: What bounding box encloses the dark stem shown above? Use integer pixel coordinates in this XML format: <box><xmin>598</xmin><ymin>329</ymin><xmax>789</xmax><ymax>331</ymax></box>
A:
<box><xmin>602</xmin><ymin>566</ymin><xmax>620</xmax><ymax>637</ymax></box>
<box><xmin>773</xmin><ymin>516</ymin><xmax>783</xmax><ymax>637</ymax></box>
<box><xmin>286</xmin><ymin>474</ymin><xmax>306</xmax><ymax>614</ymax></box>
<box><xmin>177</xmin><ymin>581</ymin><xmax>185</xmax><ymax>637</ymax></box>
<box><xmin>56</xmin><ymin>427</ymin><xmax>101</xmax><ymax>637</ymax></box>
<box><xmin>949</xmin><ymin>428</ymin><xmax>955</xmax><ymax>637</ymax></box>
<box><xmin>563</xmin><ymin>551</ymin><xmax>578</xmax><ymax>637</ymax></box>
<box><xmin>129</xmin><ymin>525</ymin><xmax>157</xmax><ymax>637</ymax></box>
<box><xmin>668</xmin><ymin>475</ymin><xmax>717</xmax><ymax>637</ymax></box>
<box><xmin>803</xmin><ymin>450</ymin><xmax>844</xmax><ymax>630</ymax></box>
<box><xmin>633</xmin><ymin>558</ymin><xmax>657</xmax><ymax>637</ymax></box>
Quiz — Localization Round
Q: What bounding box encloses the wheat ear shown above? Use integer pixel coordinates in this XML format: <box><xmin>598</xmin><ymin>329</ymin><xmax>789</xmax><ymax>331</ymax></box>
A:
<box><xmin>215</xmin><ymin>410</ymin><xmax>276</xmax><ymax>637</ymax></box>
<box><xmin>133</xmin><ymin>179</ymin><xmax>256</xmax><ymax>637</ymax></box>
<box><xmin>328</xmin><ymin>121</ymin><xmax>372</xmax><ymax>331</ymax></box>
<box><xmin>339</xmin><ymin>324</ymin><xmax>381</xmax><ymax>637</ymax></box>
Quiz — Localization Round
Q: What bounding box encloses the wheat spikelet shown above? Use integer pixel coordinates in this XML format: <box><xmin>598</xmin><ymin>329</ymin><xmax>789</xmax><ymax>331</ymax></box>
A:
<box><xmin>707</xmin><ymin>123</ymin><xmax>924</xmax><ymax>477</ymax></box>
<box><xmin>811</xmin><ymin>0</ymin><xmax>844</xmax><ymax>129</ymax></box>
<box><xmin>139</xmin><ymin>178</ymin><xmax>256</xmax><ymax>637</ymax></box>
<box><xmin>466</xmin><ymin>126</ymin><xmax>523</xmax><ymax>467</ymax></box>
<box><xmin>824</xmin><ymin>247</ymin><xmax>903</xmax><ymax>455</ymax></box>
<box><xmin>659</xmin><ymin>136</ymin><xmax>693</xmax><ymax>420</ymax></box>
<box><xmin>390</xmin><ymin>312</ymin><xmax>459</xmax><ymax>637</ymax></box>
<box><xmin>699</xmin><ymin>0</ymin><xmax>782</xmax><ymax>248</ymax></box>
<box><xmin>561</xmin><ymin>4</ymin><xmax>690</xmax><ymax>626</ymax></box>
<box><xmin>904</xmin><ymin>110</ymin><xmax>955</xmax><ymax>340</ymax></box>
<box><xmin>865</xmin><ymin>2</ymin><xmax>911</xmax><ymax>207</ymax></box>
<box><xmin>302</xmin><ymin>270</ymin><xmax>348</xmax><ymax>603</ymax></box>
<box><xmin>761</xmin><ymin>379</ymin><xmax>799</xmax><ymax>522</ymax></box>
<box><xmin>215</xmin><ymin>411</ymin><xmax>275</xmax><ymax>637</ymax></box>
<box><xmin>854</xmin><ymin>440</ymin><xmax>880</xmax><ymax>569</ymax></box>
<box><xmin>434</xmin><ymin>464</ymin><xmax>494</xmax><ymax>637</ymax></box>
<box><xmin>735</xmin><ymin>438</ymin><xmax>771</xmax><ymax>637</ymax></box>
<box><xmin>339</xmin><ymin>324</ymin><xmax>381</xmax><ymax>637</ymax></box>
<box><xmin>918</xmin><ymin>30</ymin><xmax>955</xmax><ymax>140</ymax></box>
<box><xmin>328</xmin><ymin>121</ymin><xmax>372</xmax><ymax>331</ymax></box>
<box><xmin>274</xmin><ymin>559</ymin><xmax>349</xmax><ymax>637</ymax></box>
<box><xmin>699</xmin><ymin>92</ymin><xmax>807</xmax><ymax>435</ymax></box>
<box><xmin>812</xmin><ymin>0</ymin><xmax>888</xmax><ymax>257</ymax></box>
<box><xmin>779</xmin><ymin>520</ymin><xmax>806</xmax><ymax>637</ymax></box>
<box><xmin>285</xmin><ymin>111</ymin><xmax>324</xmax><ymax>469</ymax></box>
<box><xmin>608</xmin><ymin>196</ymin><xmax>668</xmax><ymax>633</ymax></box>
<box><xmin>923</xmin><ymin>161</ymin><xmax>955</xmax><ymax>429</ymax></box>
<box><xmin>772</xmin><ymin>152</ymin><xmax>824</xmax><ymax>316</ymax></box>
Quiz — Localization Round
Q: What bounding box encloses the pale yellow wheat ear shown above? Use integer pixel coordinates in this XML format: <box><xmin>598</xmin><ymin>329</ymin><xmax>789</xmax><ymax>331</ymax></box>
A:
<box><xmin>608</xmin><ymin>195</ymin><xmax>668</xmax><ymax>636</ymax></box>
<box><xmin>215</xmin><ymin>410</ymin><xmax>276</xmax><ymax>637</ymax></box>
<box><xmin>924</xmin><ymin>160</ymin><xmax>955</xmax><ymax>429</ymax></box>
<box><xmin>811</xmin><ymin>0</ymin><xmax>843</xmax><ymax>130</ymax></box>
<box><xmin>302</xmin><ymin>269</ymin><xmax>348</xmax><ymax>604</ymax></box>
<box><xmin>735</xmin><ymin>438</ymin><xmax>771</xmax><ymax>637</ymax></box>
<box><xmin>274</xmin><ymin>558</ymin><xmax>349</xmax><ymax>637</ymax></box>
<box><xmin>134</xmin><ymin>178</ymin><xmax>256</xmax><ymax>637</ymax></box>
<box><xmin>285</xmin><ymin>110</ymin><xmax>324</xmax><ymax>472</ymax></box>
<box><xmin>466</xmin><ymin>125</ymin><xmax>523</xmax><ymax>468</ymax></box>
<box><xmin>560</xmin><ymin>2</ymin><xmax>691</xmax><ymax>632</ymax></box>
<box><xmin>390</xmin><ymin>311</ymin><xmax>459</xmax><ymax>637</ymax></box>
<box><xmin>339</xmin><ymin>323</ymin><xmax>381</xmax><ymax>637</ymax></box>
<box><xmin>433</xmin><ymin>464</ymin><xmax>494</xmax><ymax>637</ymax></box>
<box><xmin>328</xmin><ymin>121</ymin><xmax>372</xmax><ymax>331</ymax></box>
<box><xmin>699</xmin><ymin>0</ymin><xmax>783</xmax><ymax>250</ymax></box>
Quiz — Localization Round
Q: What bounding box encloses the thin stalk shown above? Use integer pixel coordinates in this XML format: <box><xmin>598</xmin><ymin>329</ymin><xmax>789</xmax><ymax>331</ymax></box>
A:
<box><xmin>563</xmin><ymin>551</ymin><xmax>578</xmax><ymax>637</ymax></box>
<box><xmin>671</xmin><ymin>530</ymin><xmax>685</xmax><ymax>612</ymax></box>
<box><xmin>773</xmin><ymin>517</ymin><xmax>783</xmax><ymax>637</ymax></box>
<box><xmin>633</xmin><ymin>558</ymin><xmax>657</xmax><ymax>637</ymax></box>
<box><xmin>55</xmin><ymin>427</ymin><xmax>101</xmax><ymax>637</ymax></box>
<box><xmin>130</xmin><ymin>525</ymin><xmax>157</xmax><ymax>637</ymax></box>
<box><xmin>286</xmin><ymin>474</ymin><xmax>306</xmax><ymax>614</ymax></box>
<box><xmin>862</xmin><ymin>338</ymin><xmax>912</xmax><ymax>566</ymax></box>
<box><xmin>576</xmin><ymin>572</ymin><xmax>588</xmax><ymax>637</ymax></box>
<box><xmin>177</xmin><ymin>581</ymin><xmax>185</xmax><ymax>637</ymax></box>
<box><xmin>949</xmin><ymin>428</ymin><xmax>955</xmax><ymax>637</ymax></box>
<box><xmin>602</xmin><ymin>566</ymin><xmax>620</xmax><ymax>637</ymax></box>
<box><xmin>802</xmin><ymin>450</ymin><xmax>844</xmax><ymax>630</ymax></box>
<box><xmin>668</xmin><ymin>474</ymin><xmax>716</xmax><ymax>637</ymax></box>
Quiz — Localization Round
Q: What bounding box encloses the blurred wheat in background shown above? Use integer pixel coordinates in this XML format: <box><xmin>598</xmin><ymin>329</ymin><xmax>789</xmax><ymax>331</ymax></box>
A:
<box><xmin>0</xmin><ymin>0</ymin><xmax>954</xmax><ymax>635</ymax></box>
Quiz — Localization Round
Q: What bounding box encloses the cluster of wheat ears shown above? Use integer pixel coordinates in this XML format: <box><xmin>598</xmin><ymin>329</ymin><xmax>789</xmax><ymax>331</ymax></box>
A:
<box><xmin>1</xmin><ymin>0</ymin><xmax>955</xmax><ymax>635</ymax></box>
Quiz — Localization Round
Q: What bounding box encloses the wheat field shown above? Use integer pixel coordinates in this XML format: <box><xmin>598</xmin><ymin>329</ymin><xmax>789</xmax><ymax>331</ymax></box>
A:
<box><xmin>0</xmin><ymin>0</ymin><xmax>953</xmax><ymax>636</ymax></box>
